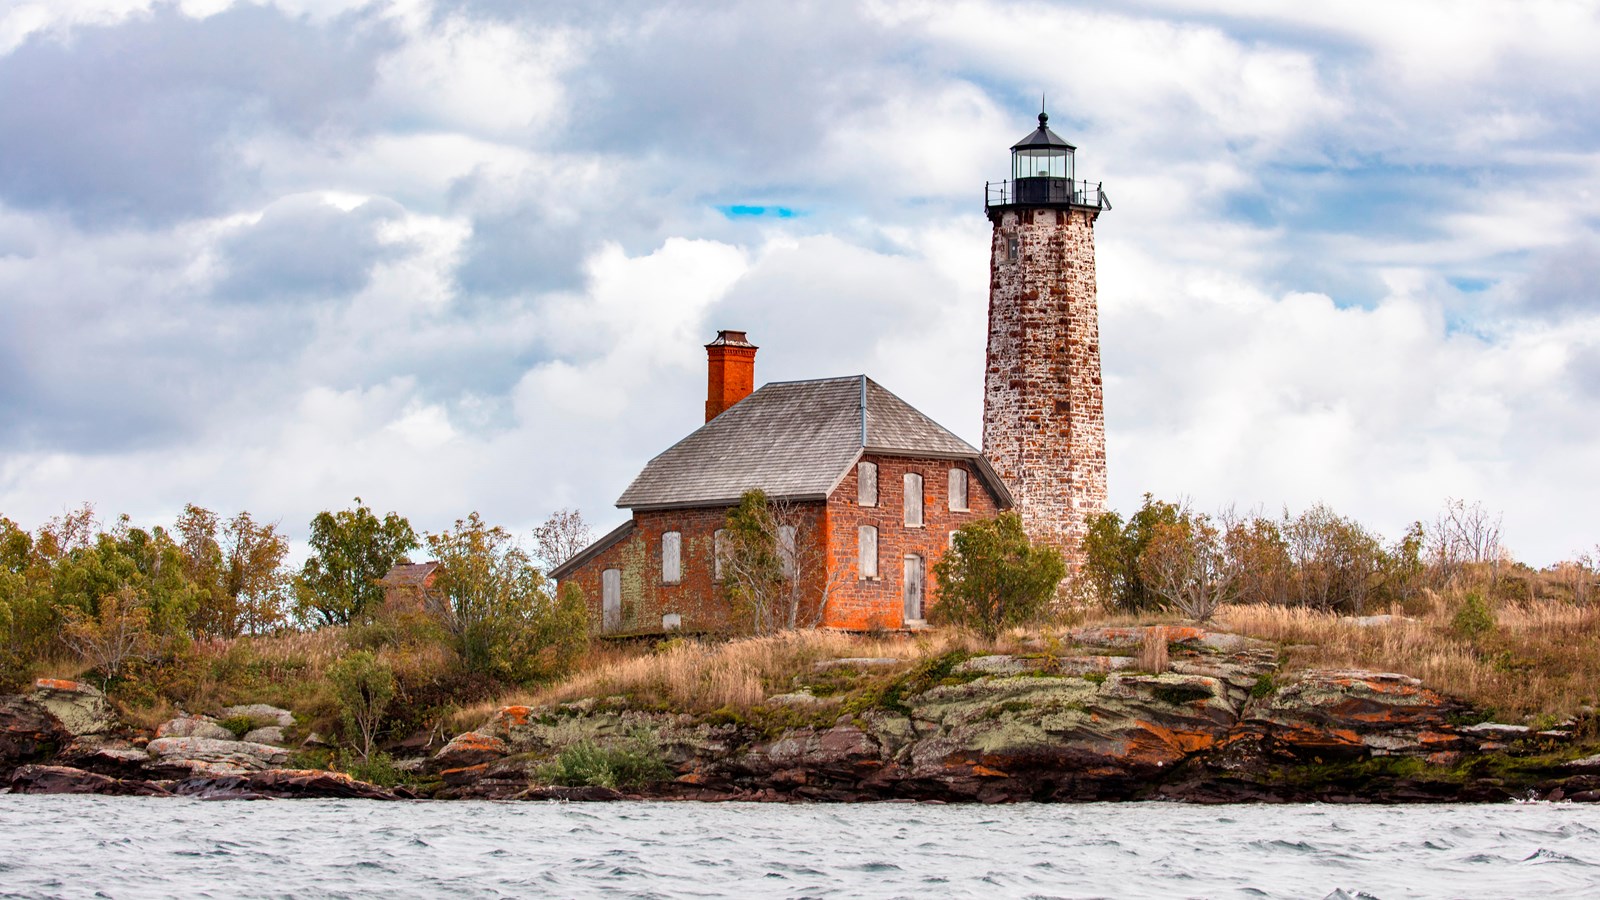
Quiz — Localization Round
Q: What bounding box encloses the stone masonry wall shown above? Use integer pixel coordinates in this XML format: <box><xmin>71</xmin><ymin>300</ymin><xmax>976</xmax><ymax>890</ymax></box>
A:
<box><xmin>982</xmin><ymin>205</ymin><xmax>1107</xmax><ymax>567</ymax></box>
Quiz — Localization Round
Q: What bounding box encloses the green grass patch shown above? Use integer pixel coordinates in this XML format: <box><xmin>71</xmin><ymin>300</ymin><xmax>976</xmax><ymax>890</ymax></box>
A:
<box><xmin>218</xmin><ymin>714</ymin><xmax>257</xmax><ymax>739</ymax></box>
<box><xmin>536</xmin><ymin>729</ymin><xmax>671</xmax><ymax>790</ymax></box>
<box><xmin>1250</xmin><ymin>673</ymin><xmax>1276</xmax><ymax>699</ymax></box>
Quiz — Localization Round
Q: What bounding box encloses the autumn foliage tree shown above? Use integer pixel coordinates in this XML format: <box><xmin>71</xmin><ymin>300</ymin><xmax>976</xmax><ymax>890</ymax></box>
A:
<box><xmin>427</xmin><ymin>512</ymin><xmax>588</xmax><ymax>682</ymax></box>
<box><xmin>1140</xmin><ymin>512</ymin><xmax>1236</xmax><ymax>623</ymax></box>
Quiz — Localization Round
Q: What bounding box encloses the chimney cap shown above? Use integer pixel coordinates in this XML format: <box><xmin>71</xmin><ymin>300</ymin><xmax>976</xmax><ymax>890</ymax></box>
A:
<box><xmin>706</xmin><ymin>329</ymin><xmax>757</xmax><ymax>349</ymax></box>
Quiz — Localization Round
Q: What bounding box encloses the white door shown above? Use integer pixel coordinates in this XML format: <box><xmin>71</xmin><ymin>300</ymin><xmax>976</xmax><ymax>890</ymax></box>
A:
<box><xmin>602</xmin><ymin>568</ymin><xmax>622</xmax><ymax>632</ymax></box>
<box><xmin>903</xmin><ymin>555</ymin><xmax>925</xmax><ymax>622</ymax></box>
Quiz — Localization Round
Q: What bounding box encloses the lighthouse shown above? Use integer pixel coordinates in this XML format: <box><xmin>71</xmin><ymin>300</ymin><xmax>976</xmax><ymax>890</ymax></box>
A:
<box><xmin>982</xmin><ymin>111</ymin><xmax>1110</xmax><ymax>565</ymax></box>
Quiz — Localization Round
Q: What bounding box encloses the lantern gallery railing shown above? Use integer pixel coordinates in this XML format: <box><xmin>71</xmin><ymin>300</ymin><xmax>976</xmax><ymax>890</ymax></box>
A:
<box><xmin>985</xmin><ymin>178</ymin><xmax>1111</xmax><ymax>210</ymax></box>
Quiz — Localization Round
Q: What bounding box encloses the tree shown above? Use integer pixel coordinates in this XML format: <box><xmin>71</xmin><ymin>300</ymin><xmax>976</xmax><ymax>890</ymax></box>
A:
<box><xmin>718</xmin><ymin>490</ymin><xmax>843</xmax><ymax>634</ymax></box>
<box><xmin>1080</xmin><ymin>494</ymin><xmax>1185</xmax><ymax>610</ymax></box>
<box><xmin>1428</xmin><ymin>498</ymin><xmax>1504</xmax><ymax>586</ymax></box>
<box><xmin>1222</xmin><ymin>514</ymin><xmax>1292</xmax><ymax>606</ymax></box>
<box><xmin>932</xmin><ymin>512</ymin><xmax>1066</xmax><ymax>640</ymax></box>
<box><xmin>61</xmin><ymin>587</ymin><xmax>156</xmax><ymax>682</ymax></box>
<box><xmin>297</xmin><ymin>499</ymin><xmax>419</xmax><ymax>626</ymax></box>
<box><xmin>1282</xmin><ymin>504</ymin><xmax>1387</xmax><ymax>614</ymax></box>
<box><xmin>329</xmin><ymin>650</ymin><xmax>395</xmax><ymax>762</ymax></box>
<box><xmin>221</xmin><ymin>512</ymin><xmax>291</xmax><ymax>636</ymax></box>
<box><xmin>426</xmin><ymin>512</ymin><xmax>589</xmax><ymax>680</ymax></box>
<box><xmin>531</xmin><ymin>508</ymin><xmax>592</xmax><ymax>572</ymax></box>
<box><xmin>1140</xmin><ymin>513</ymin><xmax>1235</xmax><ymax>623</ymax></box>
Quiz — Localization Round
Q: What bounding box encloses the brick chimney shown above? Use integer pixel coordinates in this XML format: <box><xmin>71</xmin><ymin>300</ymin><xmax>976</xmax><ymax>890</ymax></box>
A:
<box><xmin>705</xmin><ymin>330</ymin><xmax>757</xmax><ymax>422</ymax></box>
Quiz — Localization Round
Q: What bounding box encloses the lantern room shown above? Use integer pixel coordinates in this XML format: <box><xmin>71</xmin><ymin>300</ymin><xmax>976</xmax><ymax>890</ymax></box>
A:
<box><xmin>985</xmin><ymin>110</ymin><xmax>1109</xmax><ymax>213</ymax></box>
<box><xmin>1011</xmin><ymin>112</ymin><xmax>1075</xmax><ymax>183</ymax></box>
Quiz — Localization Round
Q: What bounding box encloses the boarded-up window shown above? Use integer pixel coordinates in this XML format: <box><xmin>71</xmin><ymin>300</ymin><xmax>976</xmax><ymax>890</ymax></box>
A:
<box><xmin>778</xmin><ymin>525</ymin><xmax>797</xmax><ymax>580</ymax></box>
<box><xmin>903</xmin><ymin>554</ymin><xmax>925</xmax><ymax>621</ymax></box>
<box><xmin>712</xmin><ymin>528</ymin><xmax>727</xmax><ymax>582</ymax></box>
<box><xmin>858</xmin><ymin>461</ymin><xmax>878</xmax><ymax>507</ymax></box>
<box><xmin>662</xmin><ymin>531</ymin><xmax>682</xmax><ymax>584</ymax></box>
<box><xmin>602</xmin><ymin>568</ymin><xmax>622</xmax><ymax>633</ymax></box>
<box><xmin>948</xmin><ymin>468</ymin><xmax>969</xmax><ymax>511</ymax></box>
<box><xmin>858</xmin><ymin>525</ymin><xmax>878</xmax><ymax>579</ymax></box>
<box><xmin>904</xmin><ymin>472</ymin><xmax>924</xmax><ymax>527</ymax></box>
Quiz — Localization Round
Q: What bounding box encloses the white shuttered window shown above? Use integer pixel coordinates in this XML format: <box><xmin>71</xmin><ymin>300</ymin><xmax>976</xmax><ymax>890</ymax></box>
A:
<box><xmin>904</xmin><ymin>473</ymin><xmax>924</xmax><ymax>527</ymax></box>
<box><xmin>713</xmin><ymin>528</ymin><xmax>727</xmax><ymax>582</ymax></box>
<box><xmin>948</xmin><ymin>468</ymin><xmax>969</xmax><ymax>511</ymax></box>
<box><xmin>662</xmin><ymin>531</ymin><xmax>682</xmax><ymax>584</ymax></box>
<box><xmin>601</xmin><ymin>568</ymin><xmax>622</xmax><ymax>632</ymax></box>
<box><xmin>778</xmin><ymin>525</ymin><xmax>797</xmax><ymax>579</ymax></box>
<box><xmin>858</xmin><ymin>525</ymin><xmax>879</xmax><ymax>579</ymax></box>
<box><xmin>858</xmin><ymin>461</ymin><xmax>878</xmax><ymax>506</ymax></box>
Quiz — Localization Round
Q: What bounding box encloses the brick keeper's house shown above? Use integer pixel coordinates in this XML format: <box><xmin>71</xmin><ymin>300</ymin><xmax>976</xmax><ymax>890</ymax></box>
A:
<box><xmin>551</xmin><ymin>331</ymin><xmax>1013</xmax><ymax>634</ymax></box>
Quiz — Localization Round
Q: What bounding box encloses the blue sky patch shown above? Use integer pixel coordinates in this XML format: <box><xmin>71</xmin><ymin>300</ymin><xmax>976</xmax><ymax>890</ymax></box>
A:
<box><xmin>719</xmin><ymin>204</ymin><xmax>800</xmax><ymax>219</ymax></box>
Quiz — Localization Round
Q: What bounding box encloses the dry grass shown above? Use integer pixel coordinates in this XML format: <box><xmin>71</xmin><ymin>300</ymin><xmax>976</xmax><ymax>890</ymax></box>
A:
<box><xmin>540</xmin><ymin>629</ymin><xmax>988</xmax><ymax>711</ymax></box>
<box><xmin>1139</xmin><ymin>627</ymin><xmax>1170</xmax><ymax>673</ymax></box>
<box><xmin>447</xmin><ymin>629</ymin><xmax>1000</xmax><ymax>732</ymax></box>
<box><xmin>1215</xmin><ymin>595</ymin><xmax>1600</xmax><ymax>723</ymax></box>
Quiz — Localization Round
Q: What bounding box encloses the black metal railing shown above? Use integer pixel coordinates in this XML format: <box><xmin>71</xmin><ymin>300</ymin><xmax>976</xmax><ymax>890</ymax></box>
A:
<box><xmin>985</xmin><ymin>177</ymin><xmax>1111</xmax><ymax>210</ymax></box>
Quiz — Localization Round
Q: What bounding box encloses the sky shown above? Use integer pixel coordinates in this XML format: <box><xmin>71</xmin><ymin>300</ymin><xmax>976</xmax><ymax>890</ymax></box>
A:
<box><xmin>0</xmin><ymin>0</ymin><xmax>1596</xmax><ymax>565</ymax></box>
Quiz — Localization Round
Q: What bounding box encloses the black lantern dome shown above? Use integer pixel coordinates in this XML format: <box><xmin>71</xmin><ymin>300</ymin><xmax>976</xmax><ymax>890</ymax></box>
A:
<box><xmin>985</xmin><ymin>110</ymin><xmax>1108</xmax><ymax>213</ymax></box>
<box><xmin>1011</xmin><ymin>112</ymin><xmax>1075</xmax><ymax>182</ymax></box>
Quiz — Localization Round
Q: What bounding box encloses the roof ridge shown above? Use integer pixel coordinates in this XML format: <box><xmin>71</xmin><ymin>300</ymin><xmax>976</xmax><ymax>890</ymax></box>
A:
<box><xmin>757</xmin><ymin>374</ymin><xmax>868</xmax><ymax>388</ymax></box>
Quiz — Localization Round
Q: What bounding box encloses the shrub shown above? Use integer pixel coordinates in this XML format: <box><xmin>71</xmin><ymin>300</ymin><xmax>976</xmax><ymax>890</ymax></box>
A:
<box><xmin>426</xmin><ymin>513</ymin><xmax>590</xmax><ymax>683</ymax></box>
<box><xmin>932</xmin><ymin>513</ymin><xmax>1065</xmax><ymax>640</ymax></box>
<box><xmin>342</xmin><ymin>751</ymin><xmax>407</xmax><ymax>788</ymax></box>
<box><xmin>1452</xmin><ymin>592</ymin><xmax>1496</xmax><ymax>639</ymax></box>
<box><xmin>329</xmin><ymin>650</ymin><xmax>395</xmax><ymax>762</ymax></box>
<box><xmin>218</xmin><ymin>714</ymin><xmax>256</xmax><ymax>739</ymax></box>
<box><xmin>1080</xmin><ymin>495</ymin><xmax>1185</xmax><ymax>610</ymax></box>
<box><xmin>537</xmin><ymin>729</ymin><xmax>670</xmax><ymax>789</ymax></box>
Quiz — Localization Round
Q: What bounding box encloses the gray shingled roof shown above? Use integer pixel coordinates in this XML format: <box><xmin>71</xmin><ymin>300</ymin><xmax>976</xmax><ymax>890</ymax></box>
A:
<box><xmin>615</xmin><ymin>376</ymin><xmax>1011</xmax><ymax>511</ymax></box>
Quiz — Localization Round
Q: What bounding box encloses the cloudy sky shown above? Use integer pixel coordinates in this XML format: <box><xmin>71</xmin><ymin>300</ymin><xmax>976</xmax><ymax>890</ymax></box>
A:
<box><xmin>1</xmin><ymin>0</ymin><xmax>1596</xmax><ymax>564</ymax></box>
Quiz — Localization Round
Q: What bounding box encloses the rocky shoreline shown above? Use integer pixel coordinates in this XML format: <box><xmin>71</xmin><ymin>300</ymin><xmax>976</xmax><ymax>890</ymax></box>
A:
<box><xmin>6</xmin><ymin>627</ymin><xmax>1599</xmax><ymax>804</ymax></box>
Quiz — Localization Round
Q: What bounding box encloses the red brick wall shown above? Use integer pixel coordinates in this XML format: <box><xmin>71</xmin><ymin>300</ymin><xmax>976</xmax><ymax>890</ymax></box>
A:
<box><xmin>821</xmin><ymin>454</ymin><xmax>1005</xmax><ymax>630</ymax></box>
<box><xmin>558</xmin><ymin>455</ymin><xmax>1005</xmax><ymax>634</ymax></box>
<box><xmin>558</xmin><ymin>504</ymin><xmax>827</xmax><ymax>635</ymax></box>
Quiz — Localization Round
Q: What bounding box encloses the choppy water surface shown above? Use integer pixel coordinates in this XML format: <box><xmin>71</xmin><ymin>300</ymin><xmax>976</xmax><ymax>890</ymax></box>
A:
<box><xmin>2</xmin><ymin>798</ymin><xmax>1598</xmax><ymax>899</ymax></box>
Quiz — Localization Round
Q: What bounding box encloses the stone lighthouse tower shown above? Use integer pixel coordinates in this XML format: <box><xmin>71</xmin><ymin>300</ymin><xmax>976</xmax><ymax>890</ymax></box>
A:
<box><xmin>982</xmin><ymin>111</ymin><xmax>1109</xmax><ymax>564</ymax></box>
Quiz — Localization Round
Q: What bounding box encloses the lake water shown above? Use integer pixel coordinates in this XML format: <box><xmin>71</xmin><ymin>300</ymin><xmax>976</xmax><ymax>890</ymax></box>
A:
<box><xmin>2</xmin><ymin>797</ymin><xmax>1598</xmax><ymax>898</ymax></box>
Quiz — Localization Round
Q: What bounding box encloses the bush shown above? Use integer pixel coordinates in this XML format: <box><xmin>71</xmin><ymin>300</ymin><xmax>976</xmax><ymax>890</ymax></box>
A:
<box><xmin>218</xmin><ymin>714</ymin><xmax>256</xmax><ymax>739</ymax></box>
<box><xmin>426</xmin><ymin>513</ymin><xmax>590</xmax><ymax>683</ymax></box>
<box><xmin>932</xmin><ymin>513</ymin><xmax>1065</xmax><ymax>640</ymax></box>
<box><xmin>537</xmin><ymin>729</ymin><xmax>670</xmax><ymax>789</ymax></box>
<box><xmin>329</xmin><ymin>650</ymin><xmax>395</xmax><ymax>762</ymax></box>
<box><xmin>1080</xmin><ymin>495</ymin><xmax>1184</xmax><ymax>610</ymax></box>
<box><xmin>341</xmin><ymin>751</ymin><xmax>407</xmax><ymax>788</ymax></box>
<box><xmin>1453</xmin><ymin>592</ymin><xmax>1496</xmax><ymax>639</ymax></box>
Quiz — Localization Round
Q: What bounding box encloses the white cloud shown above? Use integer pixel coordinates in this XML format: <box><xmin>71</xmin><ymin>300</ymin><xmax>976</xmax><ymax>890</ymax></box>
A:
<box><xmin>1</xmin><ymin>0</ymin><xmax>1597</xmax><ymax>567</ymax></box>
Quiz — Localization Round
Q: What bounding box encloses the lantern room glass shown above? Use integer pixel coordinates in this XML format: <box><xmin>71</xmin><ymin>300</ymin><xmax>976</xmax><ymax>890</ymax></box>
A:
<box><xmin>1012</xmin><ymin>147</ymin><xmax>1073</xmax><ymax>181</ymax></box>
